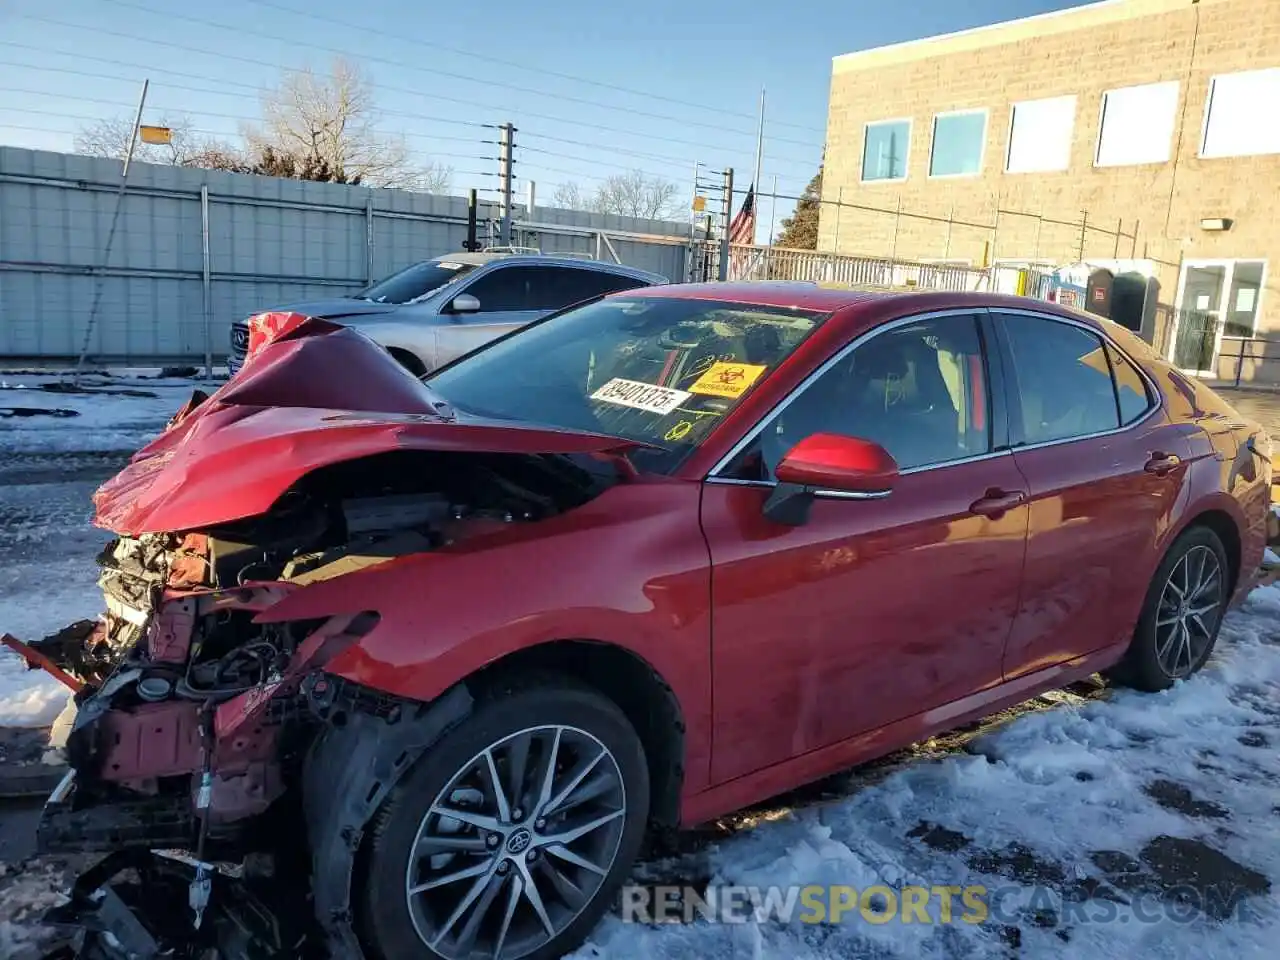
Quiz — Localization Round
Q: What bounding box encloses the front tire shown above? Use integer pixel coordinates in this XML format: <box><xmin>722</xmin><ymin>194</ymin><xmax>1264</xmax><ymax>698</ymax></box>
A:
<box><xmin>358</xmin><ymin>680</ymin><xmax>650</xmax><ymax>960</ymax></box>
<box><xmin>1110</xmin><ymin>526</ymin><xmax>1231</xmax><ymax>692</ymax></box>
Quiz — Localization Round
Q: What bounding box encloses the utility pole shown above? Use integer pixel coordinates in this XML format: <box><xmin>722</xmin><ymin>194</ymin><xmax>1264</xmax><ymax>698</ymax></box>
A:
<box><xmin>718</xmin><ymin>168</ymin><xmax>734</xmax><ymax>282</ymax></box>
<box><xmin>688</xmin><ymin>160</ymin><xmax>701</xmax><ymax>282</ymax></box>
<box><xmin>497</xmin><ymin>122</ymin><xmax>515</xmax><ymax>245</ymax></box>
<box><xmin>74</xmin><ymin>78</ymin><xmax>149</xmax><ymax>386</ymax></box>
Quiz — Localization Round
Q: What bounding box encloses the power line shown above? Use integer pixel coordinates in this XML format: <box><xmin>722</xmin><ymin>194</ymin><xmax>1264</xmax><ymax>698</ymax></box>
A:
<box><xmin>518</xmin><ymin>143</ymin><xmax>812</xmax><ymax>192</ymax></box>
<box><xmin>0</xmin><ymin>43</ymin><xmax>491</xmax><ymax>130</ymax></box>
<box><xmin>87</xmin><ymin>1</ymin><xmax>824</xmax><ymax>149</ymax></box>
<box><xmin>0</xmin><ymin>103</ymin><xmax>800</xmax><ymax>192</ymax></box>
<box><xmin>2</xmin><ymin>56</ymin><xmax>806</xmax><ymax>178</ymax></box>
<box><xmin>0</xmin><ymin>98</ymin><xmax>495</xmax><ymax>163</ymax></box>
<box><xmin>0</xmin><ymin>85</ymin><xmax>490</xmax><ymax>147</ymax></box>
<box><xmin>519</xmin><ymin>130</ymin><xmax>817</xmax><ymax>173</ymax></box>
<box><xmin>249</xmin><ymin>0</ymin><xmax>826</xmax><ymax>135</ymax></box>
<box><xmin>1</xmin><ymin>38</ymin><xmax>822</xmax><ymax>167</ymax></box>
<box><xmin>0</xmin><ymin>64</ymin><xmax>818</xmax><ymax>189</ymax></box>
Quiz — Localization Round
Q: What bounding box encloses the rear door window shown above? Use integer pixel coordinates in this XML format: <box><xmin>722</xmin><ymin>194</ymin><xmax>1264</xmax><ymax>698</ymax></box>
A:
<box><xmin>997</xmin><ymin>314</ymin><xmax>1121</xmax><ymax>444</ymax></box>
<box><xmin>528</xmin><ymin>267</ymin><xmax>651</xmax><ymax>311</ymax></box>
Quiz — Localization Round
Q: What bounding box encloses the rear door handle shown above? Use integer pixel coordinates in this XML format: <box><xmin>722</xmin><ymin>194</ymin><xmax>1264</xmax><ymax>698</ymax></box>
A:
<box><xmin>1144</xmin><ymin>452</ymin><xmax>1181</xmax><ymax>476</ymax></box>
<box><xmin>969</xmin><ymin>489</ymin><xmax>1027</xmax><ymax>518</ymax></box>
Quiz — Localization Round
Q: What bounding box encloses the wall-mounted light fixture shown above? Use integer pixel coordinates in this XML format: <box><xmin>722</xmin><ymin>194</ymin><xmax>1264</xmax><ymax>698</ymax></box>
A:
<box><xmin>1200</xmin><ymin>217</ymin><xmax>1233</xmax><ymax>231</ymax></box>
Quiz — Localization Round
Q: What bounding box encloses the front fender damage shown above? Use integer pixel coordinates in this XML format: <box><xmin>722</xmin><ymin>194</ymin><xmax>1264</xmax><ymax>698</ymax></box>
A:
<box><xmin>2</xmin><ymin>532</ymin><xmax>479</xmax><ymax>958</ymax></box>
<box><xmin>302</xmin><ymin>683</ymin><xmax>472</xmax><ymax>957</ymax></box>
<box><xmin>8</xmin><ymin>437</ymin><xmax>618</xmax><ymax>957</ymax></box>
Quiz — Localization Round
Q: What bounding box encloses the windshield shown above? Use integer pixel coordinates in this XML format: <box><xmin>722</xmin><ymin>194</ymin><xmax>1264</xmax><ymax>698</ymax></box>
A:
<box><xmin>427</xmin><ymin>296</ymin><xmax>830</xmax><ymax>473</ymax></box>
<box><xmin>355</xmin><ymin>259</ymin><xmax>478</xmax><ymax>303</ymax></box>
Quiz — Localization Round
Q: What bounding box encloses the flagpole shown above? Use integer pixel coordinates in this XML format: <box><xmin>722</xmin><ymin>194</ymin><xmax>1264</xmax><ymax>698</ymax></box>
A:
<box><xmin>752</xmin><ymin>87</ymin><xmax>765</xmax><ymax>194</ymax></box>
<box><xmin>750</xmin><ymin>87</ymin><xmax>764</xmax><ymax>246</ymax></box>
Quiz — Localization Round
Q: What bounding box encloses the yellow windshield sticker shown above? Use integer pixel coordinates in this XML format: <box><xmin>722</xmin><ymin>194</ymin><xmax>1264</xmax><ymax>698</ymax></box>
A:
<box><xmin>664</xmin><ymin>420</ymin><xmax>694</xmax><ymax>442</ymax></box>
<box><xmin>688</xmin><ymin>362</ymin><xmax>767</xmax><ymax>399</ymax></box>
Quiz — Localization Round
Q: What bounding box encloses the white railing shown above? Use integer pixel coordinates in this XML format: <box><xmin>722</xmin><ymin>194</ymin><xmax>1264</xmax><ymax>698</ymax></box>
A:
<box><xmin>728</xmin><ymin>244</ymin><xmax>1067</xmax><ymax>304</ymax></box>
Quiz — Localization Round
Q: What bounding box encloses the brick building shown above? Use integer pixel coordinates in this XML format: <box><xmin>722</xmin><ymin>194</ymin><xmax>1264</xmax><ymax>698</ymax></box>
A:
<box><xmin>820</xmin><ymin>0</ymin><xmax>1279</xmax><ymax>382</ymax></box>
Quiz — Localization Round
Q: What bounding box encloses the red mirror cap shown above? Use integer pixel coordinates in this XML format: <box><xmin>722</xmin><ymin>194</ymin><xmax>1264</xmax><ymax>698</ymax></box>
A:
<box><xmin>774</xmin><ymin>433</ymin><xmax>899</xmax><ymax>491</ymax></box>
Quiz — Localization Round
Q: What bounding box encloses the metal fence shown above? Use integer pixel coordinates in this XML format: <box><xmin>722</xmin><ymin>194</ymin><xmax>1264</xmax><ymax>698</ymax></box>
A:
<box><xmin>0</xmin><ymin>147</ymin><xmax>693</xmax><ymax>364</ymax></box>
<box><xmin>728</xmin><ymin>242</ymin><xmax>1045</xmax><ymax>297</ymax></box>
<box><xmin>736</xmin><ymin>183</ymin><xmax>1141</xmax><ymax>267</ymax></box>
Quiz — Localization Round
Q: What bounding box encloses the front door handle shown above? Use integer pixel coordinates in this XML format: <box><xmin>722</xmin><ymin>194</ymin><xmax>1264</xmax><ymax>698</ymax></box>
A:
<box><xmin>969</xmin><ymin>489</ymin><xmax>1027</xmax><ymax>519</ymax></box>
<box><xmin>1144</xmin><ymin>452</ymin><xmax>1181</xmax><ymax>476</ymax></box>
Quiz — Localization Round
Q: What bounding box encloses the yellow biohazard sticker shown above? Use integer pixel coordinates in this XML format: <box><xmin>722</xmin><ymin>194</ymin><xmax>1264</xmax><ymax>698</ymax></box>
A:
<box><xmin>688</xmin><ymin>362</ymin><xmax>767</xmax><ymax>399</ymax></box>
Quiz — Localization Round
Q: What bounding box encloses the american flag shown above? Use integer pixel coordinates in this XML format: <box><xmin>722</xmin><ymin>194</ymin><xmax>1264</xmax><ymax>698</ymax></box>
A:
<box><xmin>729</xmin><ymin>184</ymin><xmax>757</xmax><ymax>245</ymax></box>
<box><xmin>727</xmin><ymin>185</ymin><xmax>758</xmax><ymax>280</ymax></box>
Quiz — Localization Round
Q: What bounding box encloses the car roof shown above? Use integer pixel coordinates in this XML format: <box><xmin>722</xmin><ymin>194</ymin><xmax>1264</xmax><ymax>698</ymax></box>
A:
<box><xmin>432</xmin><ymin>251</ymin><xmax>666</xmax><ymax>282</ymax></box>
<box><xmin>625</xmin><ymin>282</ymin><xmax>1107</xmax><ymax>327</ymax></box>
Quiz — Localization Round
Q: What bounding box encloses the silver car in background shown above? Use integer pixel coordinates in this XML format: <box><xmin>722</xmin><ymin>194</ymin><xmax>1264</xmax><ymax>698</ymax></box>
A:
<box><xmin>228</xmin><ymin>249</ymin><xmax>668</xmax><ymax>375</ymax></box>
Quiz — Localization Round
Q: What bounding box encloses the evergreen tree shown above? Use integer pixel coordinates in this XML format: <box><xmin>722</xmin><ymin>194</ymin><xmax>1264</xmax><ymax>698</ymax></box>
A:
<box><xmin>776</xmin><ymin>163</ymin><xmax>823</xmax><ymax>250</ymax></box>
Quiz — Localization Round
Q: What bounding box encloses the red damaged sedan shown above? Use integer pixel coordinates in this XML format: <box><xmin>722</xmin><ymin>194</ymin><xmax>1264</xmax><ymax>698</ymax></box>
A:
<box><xmin>9</xmin><ymin>283</ymin><xmax>1270</xmax><ymax>959</ymax></box>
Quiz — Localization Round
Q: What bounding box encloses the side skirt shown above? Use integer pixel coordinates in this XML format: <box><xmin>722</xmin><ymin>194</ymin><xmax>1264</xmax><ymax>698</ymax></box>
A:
<box><xmin>679</xmin><ymin>640</ymin><xmax>1129</xmax><ymax>828</ymax></box>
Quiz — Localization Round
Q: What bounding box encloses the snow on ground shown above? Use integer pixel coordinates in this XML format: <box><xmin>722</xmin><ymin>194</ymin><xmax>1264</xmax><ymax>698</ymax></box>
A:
<box><xmin>0</xmin><ymin>370</ymin><xmax>197</xmax><ymax>725</ymax></box>
<box><xmin>574</xmin><ymin>590</ymin><xmax>1280</xmax><ymax>960</ymax></box>
<box><xmin>0</xmin><ymin>370</ymin><xmax>203</xmax><ymax>455</ymax></box>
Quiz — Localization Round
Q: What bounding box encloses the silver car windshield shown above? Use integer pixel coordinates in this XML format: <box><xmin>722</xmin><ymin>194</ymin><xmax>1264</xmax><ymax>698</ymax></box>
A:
<box><xmin>355</xmin><ymin>260</ymin><xmax>477</xmax><ymax>304</ymax></box>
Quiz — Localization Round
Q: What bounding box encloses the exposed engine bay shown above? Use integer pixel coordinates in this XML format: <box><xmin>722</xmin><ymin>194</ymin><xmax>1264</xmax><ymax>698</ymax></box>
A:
<box><xmin>6</xmin><ymin>446</ymin><xmax>619</xmax><ymax>959</ymax></box>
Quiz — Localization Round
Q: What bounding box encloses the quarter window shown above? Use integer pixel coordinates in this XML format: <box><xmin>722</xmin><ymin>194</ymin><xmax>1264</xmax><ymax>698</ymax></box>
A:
<box><xmin>1107</xmin><ymin>343</ymin><xmax>1154</xmax><ymax>425</ymax></box>
<box><xmin>727</xmin><ymin>314</ymin><xmax>990</xmax><ymax>478</ymax></box>
<box><xmin>550</xmin><ymin>268</ymin><xmax>650</xmax><ymax>308</ymax></box>
<box><xmin>1000</xmin><ymin>315</ymin><xmax>1121</xmax><ymax>443</ymax></box>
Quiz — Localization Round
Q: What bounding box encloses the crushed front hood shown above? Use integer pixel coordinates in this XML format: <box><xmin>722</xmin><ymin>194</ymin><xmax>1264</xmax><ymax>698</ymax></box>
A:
<box><xmin>95</xmin><ymin>319</ymin><xmax>643</xmax><ymax>535</ymax></box>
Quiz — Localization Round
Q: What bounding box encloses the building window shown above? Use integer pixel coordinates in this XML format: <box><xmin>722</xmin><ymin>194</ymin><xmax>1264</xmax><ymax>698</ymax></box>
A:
<box><xmin>1096</xmin><ymin>81</ymin><xmax>1179</xmax><ymax>166</ymax></box>
<box><xmin>1201</xmin><ymin>68</ymin><xmax>1280</xmax><ymax>158</ymax></box>
<box><xmin>930</xmin><ymin>110</ymin><xmax>987</xmax><ymax>177</ymax></box>
<box><xmin>862</xmin><ymin>119</ymin><xmax>910</xmax><ymax>181</ymax></box>
<box><xmin>1225</xmin><ymin>261</ymin><xmax>1266</xmax><ymax>337</ymax></box>
<box><xmin>1006</xmin><ymin>95</ymin><xmax>1076</xmax><ymax>173</ymax></box>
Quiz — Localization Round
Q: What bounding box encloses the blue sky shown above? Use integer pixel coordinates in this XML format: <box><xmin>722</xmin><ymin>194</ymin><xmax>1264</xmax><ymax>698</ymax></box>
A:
<box><xmin>1</xmin><ymin>0</ymin><xmax>1086</xmax><ymax>223</ymax></box>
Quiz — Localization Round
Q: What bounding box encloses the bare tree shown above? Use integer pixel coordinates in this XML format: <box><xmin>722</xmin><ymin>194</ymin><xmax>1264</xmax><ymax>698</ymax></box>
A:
<box><xmin>75</xmin><ymin>113</ymin><xmax>250</xmax><ymax>171</ymax></box>
<box><xmin>550</xmin><ymin>172</ymin><xmax>679</xmax><ymax>219</ymax></box>
<box><xmin>244</xmin><ymin>58</ymin><xmax>448</xmax><ymax>190</ymax></box>
<box><xmin>76</xmin><ymin>114</ymin><xmax>185</xmax><ymax>164</ymax></box>
<box><xmin>551</xmin><ymin>181</ymin><xmax>586</xmax><ymax>210</ymax></box>
<box><xmin>591</xmin><ymin>170</ymin><xmax>679</xmax><ymax>219</ymax></box>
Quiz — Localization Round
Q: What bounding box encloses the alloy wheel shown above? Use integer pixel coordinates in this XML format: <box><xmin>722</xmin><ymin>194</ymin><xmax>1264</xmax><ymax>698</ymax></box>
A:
<box><xmin>1155</xmin><ymin>544</ymin><xmax>1224</xmax><ymax>679</ymax></box>
<box><xmin>404</xmin><ymin>724</ymin><xmax>627</xmax><ymax>960</ymax></box>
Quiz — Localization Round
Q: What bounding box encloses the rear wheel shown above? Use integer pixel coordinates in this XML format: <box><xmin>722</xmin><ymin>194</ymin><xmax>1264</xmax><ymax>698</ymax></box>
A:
<box><xmin>1109</xmin><ymin>526</ymin><xmax>1230</xmax><ymax>692</ymax></box>
<box><xmin>359</xmin><ymin>681</ymin><xmax>649</xmax><ymax>960</ymax></box>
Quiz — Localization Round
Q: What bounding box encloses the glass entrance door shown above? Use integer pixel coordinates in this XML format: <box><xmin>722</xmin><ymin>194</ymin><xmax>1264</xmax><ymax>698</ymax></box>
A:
<box><xmin>1171</xmin><ymin>264</ymin><xmax>1226</xmax><ymax>374</ymax></box>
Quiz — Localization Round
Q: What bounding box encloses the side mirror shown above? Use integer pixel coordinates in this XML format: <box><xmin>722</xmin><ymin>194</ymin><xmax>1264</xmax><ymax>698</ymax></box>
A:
<box><xmin>448</xmin><ymin>293</ymin><xmax>481</xmax><ymax>315</ymax></box>
<box><xmin>765</xmin><ymin>434</ymin><xmax>898</xmax><ymax>525</ymax></box>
